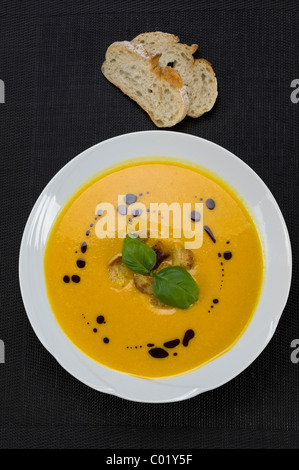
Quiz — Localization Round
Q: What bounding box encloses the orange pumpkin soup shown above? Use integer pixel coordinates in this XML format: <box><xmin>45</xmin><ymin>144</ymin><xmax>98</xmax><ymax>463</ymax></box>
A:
<box><xmin>44</xmin><ymin>161</ymin><xmax>264</xmax><ymax>379</ymax></box>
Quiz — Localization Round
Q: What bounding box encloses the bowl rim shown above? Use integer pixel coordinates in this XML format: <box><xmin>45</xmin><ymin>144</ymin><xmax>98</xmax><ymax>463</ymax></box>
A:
<box><xmin>19</xmin><ymin>130</ymin><xmax>292</xmax><ymax>403</ymax></box>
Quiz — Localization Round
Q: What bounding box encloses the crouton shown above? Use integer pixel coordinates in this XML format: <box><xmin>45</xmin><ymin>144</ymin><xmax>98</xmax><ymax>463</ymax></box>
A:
<box><xmin>152</xmin><ymin>240</ymin><xmax>170</xmax><ymax>269</ymax></box>
<box><xmin>134</xmin><ymin>273</ymin><xmax>153</xmax><ymax>294</ymax></box>
<box><xmin>149</xmin><ymin>294</ymin><xmax>172</xmax><ymax>309</ymax></box>
<box><xmin>172</xmin><ymin>246</ymin><xmax>194</xmax><ymax>270</ymax></box>
<box><xmin>108</xmin><ymin>255</ymin><xmax>132</xmax><ymax>287</ymax></box>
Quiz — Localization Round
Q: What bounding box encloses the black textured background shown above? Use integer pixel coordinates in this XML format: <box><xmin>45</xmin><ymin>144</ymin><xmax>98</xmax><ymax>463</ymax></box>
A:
<box><xmin>0</xmin><ymin>1</ymin><xmax>298</xmax><ymax>449</ymax></box>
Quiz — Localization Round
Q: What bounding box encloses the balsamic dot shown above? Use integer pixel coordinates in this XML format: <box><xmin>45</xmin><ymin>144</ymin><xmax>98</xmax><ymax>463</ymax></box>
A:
<box><xmin>76</xmin><ymin>258</ymin><xmax>86</xmax><ymax>268</ymax></box>
<box><xmin>103</xmin><ymin>337</ymin><xmax>109</xmax><ymax>344</ymax></box>
<box><xmin>97</xmin><ymin>209</ymin><xmax>103</xmax><ymax>217</ymax></box>
<box><xmin>81</xmin><ymin>242</ymin><xmax>87</xmax><ymax>254</ymax></box>
<box><xmin>182</xmin><ymin>329</ymin><xmax>195</xmax><ymax>347</ymax></box>
<box><xmin>213</xmin><ymin>299</ymin><xmax>219</xmax><ymax>304</ymax></box>
<box><xmin>173</xmin><ymin>353</ymin><xmax>178</xmax><ymax>356</ymax></box>
<box><xmin>135</xmin><ymin>346</ymin><xmax>138</xmax><ymax>349</ymax></box>
<box><xmin>224</xmin><ymin>251</ymin><xmax>232</xmax><ymax>260</ymax></box>
<box><xmin>90</xmin><ymin>223</ymin><xmax>93</xmax><ymax>227</ymax></box>
<box><xmin>93</xmin><ymin>328</ymin><xmax>97</xmax><ymax>333</ymax></box>
<box><xmin>206</xmin><ymin>198</ymin><xmax>216</xmax><ymax>210</ymax></box>
<box><xmin>71</xmin><ymin>275</ymin><xmax>80</xmax><ymax>283</ymax></box>
<box><xmin>226</xmin><ymin>241</ymin><xmax>230</xmax><ymax>244</ymax></box>
<box><xmin>139</xmin><ymin>193</ymin><xmax>143</xmax><ymax>196</ymax></box>
<box><xmin>149</xmin><ymin>348</ymin><xmax>169</xmax><ymax>359</ymax></box>
<box><xmin>86</xmin><ymin>230</ymin><xmax>90</xmax><ymax>236</ymax></box>
<box><xmin>117</xmin><ymin>204</ymin><xmax>127</xmax><ymax>215</ymax></box>
<box><xmin>75</xmin><ymin>251</ymin><xmax>77</xmax><ymax>253</ymax></box>
<box><xmin>190</xmin><ymin>210</ymin><xmax>201</xmax><ymax>222</ymax></box>
<box><xmin>163</xmin><ymin>339</ymin><xmax>180</xmax><ymax>349</ymax></box>
<box><xmin>96</xmin><ymin>315</ymin><xmax>105</xmax><ymax>324</ymax></box>
<box><xmin>125</xmin><ymin>193</ymin><xmax>137</xmax><ymax>205</ymax></box>
<box><xmin>132</xmin><ymin>208</ymin><xmax>142</xmax><ymax>217</ymax></box>
<box><xmin>200</xmin><ymin>198</ymin><xmax>203</xmax><ymax>201</ymax></box>
<box><xmin>147</xmin><ymin>343</ymin><xmax>155</xmax><ymax>347</ymax></box>
<box><xmin>63</xmin><ymin>275</ymin><xmax>70</xmax><ymax>283</ymax></box>
<box><xmin>218</xmin><ymin>253</ymin><xmax>222</xmax><ymax>257</ymax></box>
<box><xmin>204</xmin><ymin>226</ymin><xmax>216</xmax><ymax>243</ymax></box>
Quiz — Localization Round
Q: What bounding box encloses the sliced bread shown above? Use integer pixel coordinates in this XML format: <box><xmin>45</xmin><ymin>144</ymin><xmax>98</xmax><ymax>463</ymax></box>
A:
<box><xmin>132</xmin><ymin>32</ymin><xmax>217</xmax><ymax>118</ymax></box>
<box><xmin>101</xmin><ymin>41</ymin><xmax>189</xmax><ymax>127</ymax></box>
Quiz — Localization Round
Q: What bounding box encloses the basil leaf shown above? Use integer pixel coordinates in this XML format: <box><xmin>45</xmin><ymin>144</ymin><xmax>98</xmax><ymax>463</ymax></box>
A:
<box><xmin>153</xmin><ymin>266</ymin><xmax>199</xmax><ymax>309</ymax></box>
<box><xmin>122</xmin><ymin>234</ymin><xmax>157</xmax><ymax>274</ymax></box>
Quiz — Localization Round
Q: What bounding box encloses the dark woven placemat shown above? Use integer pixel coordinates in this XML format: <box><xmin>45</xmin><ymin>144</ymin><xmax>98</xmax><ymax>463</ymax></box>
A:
<box><xmin>0</xmin><ymin>1</ymin><xmax>298</xmax><ymax>449</ymax></box>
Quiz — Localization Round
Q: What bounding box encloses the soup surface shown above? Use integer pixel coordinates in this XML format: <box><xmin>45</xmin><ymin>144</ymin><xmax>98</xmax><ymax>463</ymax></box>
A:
<box><xmin>44</xmin><ymin>160</ymin><xmax>264</xmax><ymax>379</ymax></box>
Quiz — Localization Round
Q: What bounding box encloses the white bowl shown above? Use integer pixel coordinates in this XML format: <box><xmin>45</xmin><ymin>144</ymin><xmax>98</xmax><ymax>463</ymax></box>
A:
<box><xmin>19</xmin><ymin>131</ymin><xmax>292</xmax><ymax>403</ymax></box>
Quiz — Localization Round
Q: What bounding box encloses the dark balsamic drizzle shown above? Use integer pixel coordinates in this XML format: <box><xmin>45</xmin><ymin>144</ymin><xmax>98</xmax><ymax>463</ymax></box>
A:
<box><xmin>125</xmin><ymin>193</ymin><xmax>137</xmax><ymax>205</ymax></box>
<box><xmin>190</xmin><ymin>210</ymin><xmax>201</xmax><ymax>222</ymax></box>
<box><xmin>132</xmin><ymin>208</ymin><xmax>142</xmax><ymax>217</ymax></box>
<box><xmin>68</xmin><ymin>193</ymin><xmax>234</xmax><ymax>357</ymax></box>
<box><xmin>182</xmin><ymin>329</ymin><xmax>195</xmax><ymax>347</ymax></box>
<box><xmin>224</xmin><ymin>251</ymin><xmax>232</xmax><ymax>260</ymax></box>
<box><xmin>76</xmin><ymin>258</ymin><xmax>86</xmax><ymax>268</ymax></box>
<box><xmin>149</xmin><ymin>348</ymin><xmax>169</xmax><ymax>358</ymax></box>
<box><xmin>81</xmin><ymin>242</ymin><xmax>87</xmax><ymax>253</ymax></box>
<box><xmin>163</xmin><ymin>339</ymin><xmax>180</xmax><ymax>349</ymax></box>
<box><xmin>204</xmin><ymin>225</ymin><xmax>216</xmax><ymax>243</ymax></box>
<box><xmin>117</xmin><ymin>205</ymin><xmax>127</xmax><ymax>215</ymax></box>
<box><xmin>206</xmin><ymin>198</ymin><xmax>215</xmax><ymax>210</ymax></box>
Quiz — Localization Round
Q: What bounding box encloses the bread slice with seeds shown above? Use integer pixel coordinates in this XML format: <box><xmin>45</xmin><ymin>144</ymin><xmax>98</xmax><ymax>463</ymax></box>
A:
<box><xmin>101</xmin><ymin>41</ymin><xmax>189</xmax><ymax>127</ymax></box>
<box><xmin>132</xmin><ymin>32</ymin><xmax>217</xmax><ymax>118</ymax></box>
